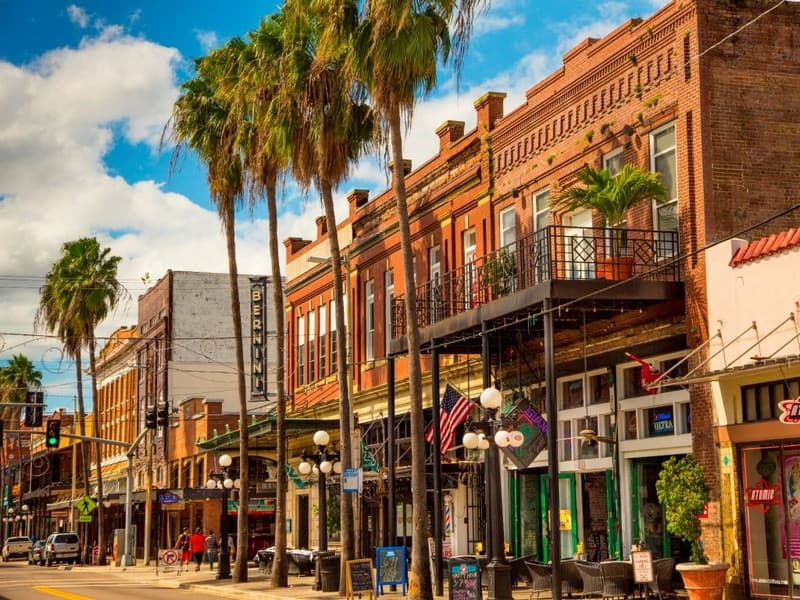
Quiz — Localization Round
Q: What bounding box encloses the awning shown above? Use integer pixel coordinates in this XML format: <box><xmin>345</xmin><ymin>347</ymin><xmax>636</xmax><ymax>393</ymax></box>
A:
<box><xmin>196</xmin><ymin>415</ymin><xmax>340</xmax><ymax>451</ymax></box>
<box><xmin>46</xmin><ymin>493</ymin><xmax>76</xmax><ymax>512</ymax></box>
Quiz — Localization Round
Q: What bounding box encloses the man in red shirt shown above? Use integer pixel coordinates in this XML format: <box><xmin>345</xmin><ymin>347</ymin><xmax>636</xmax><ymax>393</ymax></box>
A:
<box><xmin>190</xmin><ymin>527</ymin><xmax>206</xmax><ymax>571</ymax></box>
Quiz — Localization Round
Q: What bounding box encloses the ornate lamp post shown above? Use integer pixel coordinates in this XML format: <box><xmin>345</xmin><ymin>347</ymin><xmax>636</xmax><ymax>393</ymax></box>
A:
<box><xmin>298</xmin><ymin>429</ymin><xmax>340</xmax><ymax>591</ymax></box>
<box><xmin>462</xmin><ymin>386</ymin><xmax>524</xmax><ymax>600</ymax></box>
<box><xmin>206</xmin><ymin>454</ymin><xmax>239</xmax><ymax>580</ymax></box>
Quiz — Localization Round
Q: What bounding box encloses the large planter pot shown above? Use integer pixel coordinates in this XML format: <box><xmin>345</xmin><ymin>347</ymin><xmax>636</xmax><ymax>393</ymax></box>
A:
<box><xmin>598</xmin><ymin>256</ymin><xmax>634</xmax><ymax>280</ymax></box>
<box><xmin>676</xmin><ymin>562</ymin><xmax>729</xmax><ymax>600</ymax></box>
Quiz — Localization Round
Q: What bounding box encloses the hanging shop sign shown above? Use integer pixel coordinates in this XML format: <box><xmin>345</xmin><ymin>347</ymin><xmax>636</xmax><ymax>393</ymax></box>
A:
<box><xmin>778</xmin><ymin>396</ymin><xmax>800</xmax><ymax>424</ymax></box>
<box><xmin>250</xmin><ymin>277</ymin><xmax>267</xmax><ymax>401</ymax></box>
<box><xmin>500</xmin><ymin>398</ymin><xmax>547</xmax><ymax>469</ymax></box>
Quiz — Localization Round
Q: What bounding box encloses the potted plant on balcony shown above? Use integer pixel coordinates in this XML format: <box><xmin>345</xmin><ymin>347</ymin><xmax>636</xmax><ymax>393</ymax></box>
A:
<box><xmin>655</xmin><ymin>454</ymin><xmax>729</xmax><ymax>600</ymax></box>
<box><xmin>554</xmin><ymin>164</ymin><xmax>666</xmax><ymax>279</ymax></box>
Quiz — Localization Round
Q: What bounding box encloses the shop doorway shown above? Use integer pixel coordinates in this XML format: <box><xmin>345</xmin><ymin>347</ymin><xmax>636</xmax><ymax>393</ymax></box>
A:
<box><xmin>540</xmin><ymin>472</ymin><xmax>578</xmax><ymax>561</ymax></box>
<box><xmin>297</xmin><ymin>495</ymin><xmax>309</xmax><ymax>550</ymax></box>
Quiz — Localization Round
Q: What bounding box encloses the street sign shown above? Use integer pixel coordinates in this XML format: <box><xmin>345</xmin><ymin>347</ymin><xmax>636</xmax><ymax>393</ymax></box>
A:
<box><xmin>342</xmin><ymin>468</ymin><xmax>362</xmax><ymax>493</ymax></box>
<box><xmin>77</xmin><ymin>496</ymin><xmax>97</xmax><ymax>515</ymax></box>
<box><xmin>79</xmin><ymin>515</ymin><xmax>92</xmax><ymax>523</ymax></box>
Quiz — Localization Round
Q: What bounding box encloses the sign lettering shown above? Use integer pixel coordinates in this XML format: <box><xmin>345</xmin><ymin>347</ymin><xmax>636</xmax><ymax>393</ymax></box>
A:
<box><xmin>746</xmin><ymin>478</ymin><xmax>782</xmax><ymax>513</ymax></box>
<box><xmin>779</xmin><ymin>397</ymin><xmax>800</xmax><ymax>424</ymax></box>
<box><xmin>250</xmin><ymin>278</ymin><xmax>267</xmax><ymax>401</ymax></box>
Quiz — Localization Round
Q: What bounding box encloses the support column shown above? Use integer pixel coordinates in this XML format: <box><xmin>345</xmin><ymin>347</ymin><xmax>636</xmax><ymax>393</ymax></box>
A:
<box><xmin>544</xmin><ymin>299</ymin><xmax>562</xmax><ymax>598</ymax></box>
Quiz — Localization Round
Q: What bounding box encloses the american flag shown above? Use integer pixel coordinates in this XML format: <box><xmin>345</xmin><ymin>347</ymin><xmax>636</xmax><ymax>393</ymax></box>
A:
<box><xmin>425</xmin><ymin>383</ymin><xmax>473</xmax><ymax>454</ymax></box>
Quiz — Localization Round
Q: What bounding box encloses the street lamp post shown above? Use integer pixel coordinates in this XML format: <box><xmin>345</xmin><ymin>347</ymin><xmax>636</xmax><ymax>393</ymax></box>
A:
<box><xmin>206</xmin><ymin>454</ymin><xmax>239</xmax><ymax>580</ymax></box>
<box><xmin>298</xmin><ymin>430</ymin><xmax>340</xmax><ymax>592</ymax></box>
<box><xmin>462</xmin><ymin>386</ymin><xmax>524</xmax><ymax>600</ymax></box>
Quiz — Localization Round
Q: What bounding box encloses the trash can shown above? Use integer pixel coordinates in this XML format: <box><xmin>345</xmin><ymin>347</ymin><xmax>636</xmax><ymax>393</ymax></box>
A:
<box><xmin>318</xmin><ymin>551</ymin><xmax>341</xmax><ymax>592</ymax></box>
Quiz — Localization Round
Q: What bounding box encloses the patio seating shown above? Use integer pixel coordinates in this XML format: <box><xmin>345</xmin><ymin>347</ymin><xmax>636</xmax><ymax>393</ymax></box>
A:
<box><xmin>575</xmin><ymin>560</ymin><xmax>603</xmax><ymax>598</ymax></box>
<box><xmin>599</xmin><ymin>560</ymin><xmax>634</xmax><ymax>599</ymax></box>
<box><xmin>287</xmin><ymin>551</ymin><xmax>313</xmax><ymax>576</ymax></box>
<box><xmin>524</xmin><ymin>560</ymin><xmax>552</xmax><ymax>600</ymax></box>
<box><xmin>647</xmin><ymin>558</ymin><xmax>676</xmax><ymax>600</ymax></box>
<box><xmin>562</xmin><ymin>559</ymin><xmax>585</xmax><ymax>597</ymax></box>
<box><xmin>510</xmin><ymin>555</ymin><xmax>534</xmax><ymax>588</ymax></box>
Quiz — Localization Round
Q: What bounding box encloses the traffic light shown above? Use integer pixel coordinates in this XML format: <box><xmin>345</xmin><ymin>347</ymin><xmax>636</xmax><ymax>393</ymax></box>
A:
<box><xmin>145</xmin><ymin>406</ymin><xmax>157</xmax><ymax>430</ymax></box>
<box><xmin>24</xmin><ymin>391</ymin><xmax>44</xmax><ymax>427</ymax></box>
<box><xmin>45</xmin><ymin>419</ymin><xmax>61</xmax><ymax>448</ymax></box>
<box><xmin>156</xmin><ymin>402</ymin><xmax>169</xmax><ymax>427</ymax></box>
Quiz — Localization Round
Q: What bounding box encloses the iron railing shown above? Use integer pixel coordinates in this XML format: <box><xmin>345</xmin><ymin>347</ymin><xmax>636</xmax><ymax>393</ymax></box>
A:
<box><xmin>392</xmin><ymin>225</ymin><xmax>681</xmax><ymax>336</ymax></box>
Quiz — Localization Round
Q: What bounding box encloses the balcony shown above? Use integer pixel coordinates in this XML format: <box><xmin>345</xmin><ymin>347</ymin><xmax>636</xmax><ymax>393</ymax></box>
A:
<box><xmin>391</xmin><ymin>225</ymin><xmax>683</xmax><ymax>351</ymax></box>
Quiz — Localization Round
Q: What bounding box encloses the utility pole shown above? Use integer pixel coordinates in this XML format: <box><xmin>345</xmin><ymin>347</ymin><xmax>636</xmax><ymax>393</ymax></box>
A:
<box><xmin>143</xmin><ymin>429</ymin><xmax>153</xmax><ymax>565</ymax></box>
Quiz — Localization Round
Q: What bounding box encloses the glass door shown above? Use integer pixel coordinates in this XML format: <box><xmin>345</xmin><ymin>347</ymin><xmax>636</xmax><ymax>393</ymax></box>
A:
<box><xmin>539</xmin><ymin>472</ymin><xmax>578</xmax><ymax>561</ymax></box>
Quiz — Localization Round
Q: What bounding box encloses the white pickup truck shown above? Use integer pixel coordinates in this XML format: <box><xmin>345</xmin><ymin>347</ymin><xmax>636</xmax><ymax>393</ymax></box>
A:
<box><xmin>2</xmin><ymin>536</ymin><xmax>32</xmax><ymax>561</ymax></box>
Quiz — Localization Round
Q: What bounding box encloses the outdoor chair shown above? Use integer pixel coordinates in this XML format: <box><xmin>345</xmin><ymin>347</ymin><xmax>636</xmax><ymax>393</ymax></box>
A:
<box><xmin>599</xmin><ymin>561</ymin><xmax>634</xmax><ymax>600</ymax></box>
<box><xmin>562</xmin><ymin>559</ymin><xmax>585</xmax><ymax>597</ymax></box>
<box><xmin>575</xmin><ymin>560</ymin><xmax>603</xmax><ymax>598</ymax></box>
<box><xmin>256</xmin><ymin>549</ymin><xmax>274</xmax><ymax>577</ymax></box>
<box><xmin>648</xmin><ymin>558</ymin><xmax>676</xmax><ymax>600</ymax></box>
<box><xmin>287</xmin><ymin>551</ymin><xmax>313</xmax><ymax>576</ymax></box>
<box><xmin>510</xmin><ymin>555</ymin><xmax>533</xmax><ymax>589</ymax></box>
<box><xmin>524</xmin><ymin>560</ymin><xmax>552</xmax><ymax>600</ymax></box>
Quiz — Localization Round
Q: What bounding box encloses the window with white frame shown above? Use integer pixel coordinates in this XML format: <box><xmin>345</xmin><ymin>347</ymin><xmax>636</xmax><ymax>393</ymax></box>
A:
<box><xmin>307</xmin><ymin>309</ymin><xmax>315</xmax><ymax>382</ymax></box>
<box><xmin>318</xmin><ymin>303</ymin><xmax>327</xmax><ymax>377</ymax></box>
<box><xmin>297</xmin><ymin>314</ymin><xmax>305</xmax><ymax>386</ymax></box>
<box><xmin>463</xmin><ymin>227</ymin><xmax>476</xmax><ymax>306</ymax></box>
<box><xmin>384</xmin><ymin>269</ymin><xmax>394</xmax><ymax>353</ymax></box>
<box><xmin>329</xmin><ymin>300</ymin><xmax>337</xmax><ymax>373</ymax></box>
<box><xmin>533</xmin><ymin>189</ymin><xmax>550</xmax><ymax>232</ymax></box>
<box><xmin>603</xmin><ymin>147</ymin><xmax>624</xmax><ymax>176</ymax></box>
<box><xmin>365</xmin><ymin>280</ymin><xmax>375</xmax><ymax>361</ymax></box>
<box><xmin>651</xmin><ymin>122</ymin><xmax>678</xmax><ymax>255</ymax></box>
<box><xmin>500</xmin><ymin>206</ymin><xmax>516</xmax><ymax>248</ymax></box>
<box><xmin>533</xmin><ymin>189</ymin><xmax>551</xmax><ymax>281</ymax></box>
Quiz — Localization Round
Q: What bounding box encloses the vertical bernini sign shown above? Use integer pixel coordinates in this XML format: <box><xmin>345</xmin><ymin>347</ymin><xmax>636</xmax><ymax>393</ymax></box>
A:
<box><xmin>250</xmin><ymin>277</ymin><xmax>267</xmax><ymax>401</ymax></box>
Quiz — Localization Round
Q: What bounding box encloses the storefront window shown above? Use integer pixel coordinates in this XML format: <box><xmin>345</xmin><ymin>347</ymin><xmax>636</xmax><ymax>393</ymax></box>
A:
<box><xmin>742</xmin><ymin>444</ymin><xmax>800</xmax><ymax>599</ymax></box>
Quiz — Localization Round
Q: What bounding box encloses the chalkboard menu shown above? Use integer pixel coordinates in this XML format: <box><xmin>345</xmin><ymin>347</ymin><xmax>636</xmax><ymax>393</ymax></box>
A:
<box><xmin>376</xmin><ymin>546</ymin><xmax>407</xmax><ymax>596</ymax></box>
<box><xmin>448</xmin><ymin>557</ymin><xmax>481</xmax><ymax>600</ymax></box>
<box><xmin>346</xmin><ymin>559</ymin><xmax>375</xmax><ymax>599</ymax></box>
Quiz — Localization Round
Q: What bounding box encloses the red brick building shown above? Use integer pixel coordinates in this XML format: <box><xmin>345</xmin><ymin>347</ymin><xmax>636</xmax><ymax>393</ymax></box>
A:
<box><xmin>283</xmin><ymin>1</ymin><xmax>800</xmax><ymax>596</ymax></box>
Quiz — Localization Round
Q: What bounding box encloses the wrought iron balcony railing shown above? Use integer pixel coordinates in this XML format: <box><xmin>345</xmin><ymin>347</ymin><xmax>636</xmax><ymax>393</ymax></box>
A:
<box><xmin>392</xmin><ymin>225</ymin><xmax>681</xmax><ymax>336</ymax></box>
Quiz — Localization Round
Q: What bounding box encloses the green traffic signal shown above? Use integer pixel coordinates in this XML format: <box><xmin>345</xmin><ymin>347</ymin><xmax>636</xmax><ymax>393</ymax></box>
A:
<box><xmin>45</xmin><ymin>419</ymin><xmax>61</xmax><ymax>448</ymax></box>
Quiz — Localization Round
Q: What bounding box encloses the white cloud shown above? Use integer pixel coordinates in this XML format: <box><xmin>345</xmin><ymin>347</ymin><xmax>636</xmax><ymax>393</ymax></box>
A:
<box><xmin>195</xmin><ymin>30</ymin><xmax>219</xmax><ymax>52</ymax></box>
<box><xmin>67</xmin><ymin>5</ymin><xmax>90</xmax><ymax>29</ymax></box>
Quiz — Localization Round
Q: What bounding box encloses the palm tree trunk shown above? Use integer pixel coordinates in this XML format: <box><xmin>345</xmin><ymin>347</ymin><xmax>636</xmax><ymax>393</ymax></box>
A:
<box><xmin>389</xmin><ymin>105</ymin><xmax>431</xmax><ymax>600</ymax></box>
<box><xmin>320</xmin><ymin>179</ymin><xmax>355</xmax><ymax>590</ymax></box>
<box><xmin>74</xmin><ymin>347</ymin><xmax>92</xmax><ymax>563</ymax></box>
<box><xmin>267</xmin><ymin>181</ymin><xmax>290</xmax><ymax>588</ymax></box>
<box><xmin>223</xmin><ymin>203</ymin><xmax>250</xmax><ymax>583</ymax></box>
<box><xmin>89</xmin><ymin>336</ymin><xmax>106</xmax><ymax>565</ymax></box>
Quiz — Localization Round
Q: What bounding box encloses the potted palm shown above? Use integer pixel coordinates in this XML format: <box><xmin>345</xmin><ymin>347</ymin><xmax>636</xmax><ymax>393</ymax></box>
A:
<box><xmin>655</xmin><ymin>455</ymin><xmax>729</xmax><ymax>600</ymax></box>
<box><xmin>554</xmin><ymin>164</ymin><xmax>666</xmax><ymax>279</ymax></box>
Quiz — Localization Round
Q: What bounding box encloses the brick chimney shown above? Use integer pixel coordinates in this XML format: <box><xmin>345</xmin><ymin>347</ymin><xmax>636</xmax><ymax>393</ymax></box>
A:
<box><xmin>284</xmin><ymin>237</ymin><xmax>311</xmax><ymax>261</ymax></box>
<box><xmin>474</xmin><ymin>91</ymin><xmax>506</xmax><ymax>133</ymax></box>
<box><xmin>435</xmin><ymin>120</ymin><xmax>466</xmax><ymax>153</ymax></box>
<box><xmin>347</xmin><ymin>189</ymin><xmax>370</xmax><ymax>217</ymax></box>
<box><xmin>388</xmin><ymin>159</ymin><xmax>412</xmax><ymax>188</ymax></box>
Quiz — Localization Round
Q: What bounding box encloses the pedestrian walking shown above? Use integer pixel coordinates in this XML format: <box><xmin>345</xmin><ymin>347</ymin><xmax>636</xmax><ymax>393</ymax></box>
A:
<box><xmin>176</xmin><ymin>528</ymin><xmax>191</xmax><ymax>572</ymax></box>
<box><xmin>205</xmin><ymin>530</ymin><xmax>219</xmax><ymax>571</ymax></box>
<box><xmin>190</xmin><ymin>527</ymin><xmax>206</xmax><ymax>571</ymax></box>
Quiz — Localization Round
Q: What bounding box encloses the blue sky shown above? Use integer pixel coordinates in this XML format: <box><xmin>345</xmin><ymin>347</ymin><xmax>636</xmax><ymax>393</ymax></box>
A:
<box><xmin>0</xmin><ymin>0</ymin><xmax>667</xmax><ymax>410</ymax></box>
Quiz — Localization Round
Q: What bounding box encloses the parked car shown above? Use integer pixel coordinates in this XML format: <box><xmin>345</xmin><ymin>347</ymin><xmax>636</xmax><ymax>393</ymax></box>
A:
<box><xmin>42</xmin><ymin>532</ymin><xmax>80</xmax><ymax>566</ymax></box>
<box><xmin>2</xmin><ymin>536</ymin><xmax>31</xmax><ymax>561</ymax></box>
<box><xmin>28</xmin><ymin>540</ymin><xmax>45</xmax><ymax>565</ymax></box>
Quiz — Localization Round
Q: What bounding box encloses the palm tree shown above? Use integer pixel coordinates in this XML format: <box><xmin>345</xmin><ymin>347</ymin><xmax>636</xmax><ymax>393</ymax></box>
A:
<box><xmin>36</xmin><ymin>237</ymin><xmax>126</xmax><ymax>566</ymax></box>
<box><xmin>167</xmin><ymin>50</ymin><xmax>251</xmax><ymax>583</ymax></box>
<box><xmin>555</xmin><ymin>164</ymin><xmax>667</xmax><ymax>256</ymax></box>
<box><xmin>0</xmin><ymin>354</ymin><xmax>42</xmax><ymax>428</ymax></box>
<box><xmin>208</xmin><ymin>18</ymin><xmax>293</xmax><ymax>586</ymax></box>
<box><xmin>346</xmin><ymin>3</ymin><xmax>486</xmax><ymax>597</ymax></box>
<box><xmin>273</xmin><ymin>1</ymin><xmax>373</xmax><ymax>586</ymax></box>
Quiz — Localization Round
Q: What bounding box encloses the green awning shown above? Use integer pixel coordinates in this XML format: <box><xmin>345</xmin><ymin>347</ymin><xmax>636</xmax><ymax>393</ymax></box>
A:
<box><xmin>196</xmin><ymin>415</ymin><xmax>340</xmax><ymax>451</ymax></box>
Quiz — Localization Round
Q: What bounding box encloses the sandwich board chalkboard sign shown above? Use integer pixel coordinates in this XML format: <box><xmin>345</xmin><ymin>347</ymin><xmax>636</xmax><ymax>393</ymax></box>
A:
<box><xmin>448</xmin><ymin>556</ymin><xmax>481</xmax><ymax>600</ymax></box>
<box><xmin>346</xmin><ymin>559</ymin><xmax>375</xmax><ymax>600</ymax></box>
<box><xmin>376</xmin><ymin>546</ymin><xmax>407</xmax><ymax>596</ymax></box>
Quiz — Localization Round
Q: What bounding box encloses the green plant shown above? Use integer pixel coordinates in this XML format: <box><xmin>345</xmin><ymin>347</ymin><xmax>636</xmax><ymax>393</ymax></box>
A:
<box><xmin>554</xmin><ymin>164</ymin><xmax>666</xmax><ymax>257</ymax></box>
<box><xmin>634</xmin><ymin>83</ymin><xmax>643</xmax><ymax>99</ymax></box>
<box><xmin>637</xmin><ymin>112</ymin><xmax>645</xmax><ymax>125</ymax></box>
<box><xmin>483</xmin><ymin>248</ymin><xmax>517</xmax><ymax>297</ymax></box>
<box><xmin>547</xmin><ymin>154</ymin><xmax>555</xmax><ymax>165</ymax></box>
<box><xmin>585</xmin><ymin>129</ymin><xmax>595</xmax><ymax>143</ymax></box>
<box><xmin>644</xmin><ymin>94</ymin><xmax>662</xmax><ymax>109</ymax></box>
<box><xmin>600</xmin><ymin>122</ymin><xmax>613</xmax><ymax>135</ymax></box>
<box><xmin>655</xmin><ymin>455</ymin><xmax>709</xmax><ymax>564</ymax></box>
<box><xmin>628</xmin><ymin>53</ymin><xmax>637</xmax><ymax>65</ymax></box>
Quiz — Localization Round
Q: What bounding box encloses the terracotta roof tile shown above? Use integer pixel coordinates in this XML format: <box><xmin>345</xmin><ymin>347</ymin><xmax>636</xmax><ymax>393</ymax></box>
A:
<box><xmin>729</xmin><ymin>226</ymin><xmax>800</xmax><ymax>267</ymax></box>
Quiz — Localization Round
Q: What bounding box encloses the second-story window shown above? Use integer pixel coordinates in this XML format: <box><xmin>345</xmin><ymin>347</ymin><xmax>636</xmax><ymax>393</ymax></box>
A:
<box><xmin>533</xmin><ymin>189</ymin><xmax>550</xmax><ymax>232</ymax></box>
<box><xmin>384</xmin><ymin>269</ymin><xmax>394</xmax><ymax>354</ymax></box>
<box><xmin>308</xmin><ymin>309</ymin><xmax>316</xmax><ymax>382</ymax></box>
<box><xmin>651</xmin><ymin>122</ymin><xmax>678</xmax><ymax>256</ymax></box>
<box><xmin>297</xmin><ymin>314</ymin><xmax>305</xmax><ymax>386</ymax></box>
<box><xmin>603</xmin><ymin>147</ymin><xmax>624</xmax><ymax>175</ymax></box>
<box><xmin>429</xmin><ymin>245</ymin><xmax>442</xmax><ymax>320</ymax></box>
<box><xmin>318</xmin><ymin>303</ymin><xmax>327</xmax><ymax>378</ymax></box>
<box><xmin>329</xmin><ymin>299</ymin><xmax>337</xmax><ymax>373</ymax></box>
<box><xmin>463</xmin><ymin>227</ymin><xmax>476</xmax><ymax>306</ymax></box>
<box><xmin>366</xmin><ymin>280</ymin><xmax>375</xmax><ymax>361</ymax></box>
<box><xmin>499</xmin><ymin>206</ymin><xmax>516</xmax><ymax>248</ymax></box>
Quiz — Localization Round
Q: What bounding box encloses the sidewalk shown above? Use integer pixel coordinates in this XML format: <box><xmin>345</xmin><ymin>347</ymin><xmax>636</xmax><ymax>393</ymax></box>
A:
<box><xmin>72</xmin><ymin>561</ymin><xmax>537</xmax><ymax>599</ymax></box>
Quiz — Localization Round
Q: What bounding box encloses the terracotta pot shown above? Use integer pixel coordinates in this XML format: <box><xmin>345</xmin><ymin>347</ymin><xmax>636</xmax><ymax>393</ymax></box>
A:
<box><xmin>676</xmin><ymin>562</ymin><xmax>729</xmax><ymax>600</ymax></box>
<box><xmin>598</xmin><ymin>256</ymin><xmax>634</xmax><ymax>280</ymax></box>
